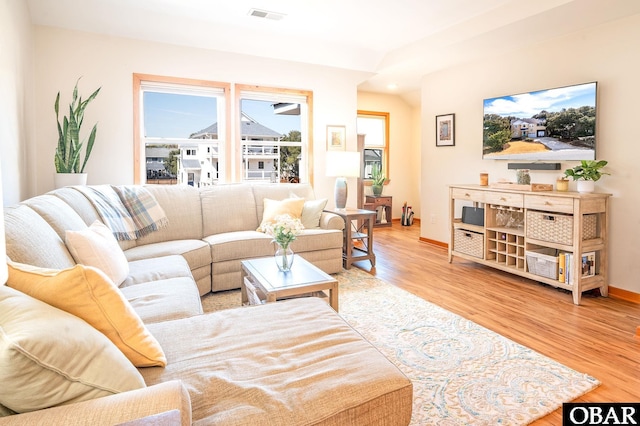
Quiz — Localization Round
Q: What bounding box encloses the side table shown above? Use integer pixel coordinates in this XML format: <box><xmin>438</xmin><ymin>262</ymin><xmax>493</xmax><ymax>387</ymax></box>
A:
<box><xmin>364</xmin><ymin>195</ymin><xmax>392</xmax><ymax>227</ymax></box>
<box><xmin>325</xmin><ymin>208</ymin><xmax>376</xmax><ymax>269</ymax></box>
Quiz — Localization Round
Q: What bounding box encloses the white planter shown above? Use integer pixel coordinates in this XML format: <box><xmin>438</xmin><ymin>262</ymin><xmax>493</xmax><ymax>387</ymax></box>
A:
<box><xmin>576</xmin><ymin>180</ymin><xmax>595</xmax><ymax>193</ymax></box>
<box><xmin>54</xmin><ymin>173</ymin><xmax>88</xmax><ymax>188</ymax></box>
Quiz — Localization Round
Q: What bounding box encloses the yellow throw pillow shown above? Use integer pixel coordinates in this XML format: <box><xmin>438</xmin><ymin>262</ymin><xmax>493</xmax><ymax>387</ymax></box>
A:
<box><xmin>7</xmin><ymin>261</ymin><xmax>167</xmax><ymax>368</ymax></box>
<box><xmin>66</xmin><ymin>220</ymin><xmax>130</xmax><ymax>286</ymax></box>
<box><xmin>257</xmin><ymin>197</ymin><xmax>305</xmax><ymax>232</ymax></box>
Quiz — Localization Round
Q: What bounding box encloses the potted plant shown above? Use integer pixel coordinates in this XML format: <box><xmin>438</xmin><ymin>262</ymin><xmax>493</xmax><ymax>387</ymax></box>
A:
<box><xmin>563</xmin><ymin>160</ymin><xmax>609</xmax><ymax>193</ymax></box>
<box><xmin>54</xmin><ymin>78</ymin><xmax>101</xmax><ymax>187</ymax></box>
<box><xmin>370</xmin><ymin>163</ymin><xmax>386</xmax><ymax>197</ymax></box>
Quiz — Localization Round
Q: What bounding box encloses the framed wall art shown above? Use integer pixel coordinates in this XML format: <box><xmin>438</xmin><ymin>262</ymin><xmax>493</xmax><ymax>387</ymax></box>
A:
<box><xmin>326</xmin><ymin>125</ymin><xmax>346</xmax><ymax>151</ymax></box>
<box><xmin>436</xmin><ymin>113</ymin><xmax>455</xmax><ymax>147</ymax></box>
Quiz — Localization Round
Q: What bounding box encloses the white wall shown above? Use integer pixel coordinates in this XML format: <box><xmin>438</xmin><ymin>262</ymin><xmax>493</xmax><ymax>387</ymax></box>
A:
<box><xmin>357</xmin><ymin>91</ymin><xmax>421</xmax><ymax>220</ymax></box>
<box><xmin>0</xmin><ymin>0</ymin><xmax>33</xmax><ymax>205</ymax></box>
<box><xmin>420</xmin><ymin>13</ymin><xmax>640</xmax><ymax>294</ymax></box>
<box><xmin>31</xmin><ymin>26</ymin><xmax>371</xmax><ymax>207</ymax></box>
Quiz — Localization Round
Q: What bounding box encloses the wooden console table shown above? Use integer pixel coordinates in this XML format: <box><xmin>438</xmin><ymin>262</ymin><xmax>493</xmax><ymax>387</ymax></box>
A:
<box><xmin>326</xmin><ymin>208</ymin><xmax>376</xmax><ymax>269</ymax></box>
<box><xmin>449</xmin><ymin>184</ymin><xmax>610</xmax><ymax>305</ymax></box>
<box><xmin>364</xmin><ymin>195</ymin><xmax>392</xmax><ymax>227</ymax></box>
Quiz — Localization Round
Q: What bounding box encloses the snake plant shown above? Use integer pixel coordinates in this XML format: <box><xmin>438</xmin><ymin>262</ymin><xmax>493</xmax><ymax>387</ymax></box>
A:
<box><xmin>54</xmin><ymin>79</ymin><xmax>101</xmax><ymax>173</ymax></box>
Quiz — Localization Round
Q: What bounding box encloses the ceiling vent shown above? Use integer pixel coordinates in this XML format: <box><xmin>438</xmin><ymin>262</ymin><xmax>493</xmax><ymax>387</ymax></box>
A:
<box><xmin>248</xmin><ymin>8</ymin><xmax>286</xmax><ymax>21</ymax></box>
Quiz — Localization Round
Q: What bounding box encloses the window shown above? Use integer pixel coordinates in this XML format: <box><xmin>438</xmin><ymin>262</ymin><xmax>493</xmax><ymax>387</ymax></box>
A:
<box><xmin>236</xmin><ymin>85</ymin><xmax>312</xmax><ymax>184</ymax></box>
<box><xmin>133</xmin><ymin>74</ymin><xmax>230</xmax><ymax>185</ymax></box>
<box><xmin>357</xmin><ymin>111</ymin><xmax>389</xmax><ymax>182</ymax></box>
<box><xmin>134</xmin><ymin>76</ymin><xmax>313</xmax><ymax>185</ymax></box>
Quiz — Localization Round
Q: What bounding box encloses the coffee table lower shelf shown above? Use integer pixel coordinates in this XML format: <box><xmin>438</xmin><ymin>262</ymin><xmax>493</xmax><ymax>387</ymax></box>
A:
<box><xmin>240</xmin><ymin>256</ymin><xmax>338</xmax><ymax>311</ymax></box>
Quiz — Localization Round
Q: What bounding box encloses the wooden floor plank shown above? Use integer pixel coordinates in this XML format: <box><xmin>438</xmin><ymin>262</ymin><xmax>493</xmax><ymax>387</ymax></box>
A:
<box><xmin>352</xmin><ymin>222</ymin><xmax>640</xmax><ymax>425</ymax></box>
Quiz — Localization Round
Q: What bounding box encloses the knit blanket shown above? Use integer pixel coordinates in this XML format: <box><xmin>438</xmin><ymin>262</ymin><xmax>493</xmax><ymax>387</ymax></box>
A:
<box><xmin>73</xmin><ymin>185</ymin><xmax>168</xmax><ymax>240</ymax></box>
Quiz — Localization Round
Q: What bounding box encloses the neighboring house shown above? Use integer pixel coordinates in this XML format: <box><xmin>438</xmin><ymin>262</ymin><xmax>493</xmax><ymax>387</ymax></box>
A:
<box><xmin>511</xmin><ymin>118</ymin><xmax>546</xmax><ymax>139</ymax></box>
<box><xmin>176</xmin><ymin>143</ymin><xmax>219</xmax><ymax>187</ymax></box>
<box><xmin>187</xmin><ymin>112</ymin><xmax>285</xmax><ymax>185</ymax></box>
<box><xmin>145</xmin><ymin>147</ymin><xmax>174</xmax><ymax>181</ymax></box>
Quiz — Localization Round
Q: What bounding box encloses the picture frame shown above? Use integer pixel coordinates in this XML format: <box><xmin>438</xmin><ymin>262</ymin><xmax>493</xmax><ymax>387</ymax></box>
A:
<box><xmin>436</xmin><ymin>113</ymin><xmax>455</xmax><ymax>147</ymax></box>
<box><xmin>326</xmin><ymin>125</ymin><xmax>346</xmax><ymax>151</ymax></box>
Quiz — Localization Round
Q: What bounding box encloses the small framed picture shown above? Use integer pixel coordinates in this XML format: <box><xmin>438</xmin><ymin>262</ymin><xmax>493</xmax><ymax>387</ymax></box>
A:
<box><xmin>436</xmin><ymin>114</ymin><xmax>455</xmax><ymax>147</ymax></box>
<box><xmin>326</xmin><ymin>125</ymin><xmax>346</xmax><ymax>151</ymax></box>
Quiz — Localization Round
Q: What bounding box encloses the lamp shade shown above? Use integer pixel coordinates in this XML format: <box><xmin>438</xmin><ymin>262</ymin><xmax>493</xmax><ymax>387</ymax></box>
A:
<box><xmin>325</xmin><ymin>151</ymin><xmax>361</xmax><ymax>178</ymax></box>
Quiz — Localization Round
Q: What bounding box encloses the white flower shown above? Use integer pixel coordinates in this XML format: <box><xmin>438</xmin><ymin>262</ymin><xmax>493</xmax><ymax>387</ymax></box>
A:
<box><xmin>264</xmin><ymin>214</ymin><xmax>304</xmax><ymax>248</ymax></box>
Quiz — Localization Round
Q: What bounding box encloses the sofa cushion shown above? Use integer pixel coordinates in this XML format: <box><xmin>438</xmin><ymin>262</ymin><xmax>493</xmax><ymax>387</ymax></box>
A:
<box><xmin>3</xmin><ymin>205</ymin><xmax>76</xmax><ymax>269</ymax></box>
<box><xmin>0</xmin><ymin>285</ymin><xmax>146</xmax><ymax>414</ymax></box>
<box><xmin>124</xmin><ymin>240</ymin><xmax>211</xmax><ymax>272</ymax></box>
<box><xmin>204</xmin><ymin>231</ymin><xmax>273</xmax><ymax>263</ymax></box>
<box><xmin>120</xmin><ymin>277</ymin><xmax>204</xmax><ymax>324</ymax></box>
<box><xmin>200</xmin><ymin>184</ymin><xmax>259</xmax><ymax>236</ymax></box>
<box><xmin>21</xmin><ymin>194</ymin><xmax>88</xmax><ymax>241</ymax></box>
<box><xmin>135</xmin><ymin>185</ymin><xmax>203</xmax><ymax>245</ymax></box>
<box><xmin>141</xmin><ymin>298</ymin><xmax>413</xmax><ymax>425</ymax></box>
<box><xmin>66</xmin><ymin>220</ymin><xmax>130</xmax><ymax>285</ymax></box>
<box><xmin>6</xmin><ymin>262</ymin><xmax>166</xmax><ymax>368</ymax></box>
<box><xmin>122</xmin><ymin>255</ymin><xmax>194</xmax><ymax>287</ymax></box>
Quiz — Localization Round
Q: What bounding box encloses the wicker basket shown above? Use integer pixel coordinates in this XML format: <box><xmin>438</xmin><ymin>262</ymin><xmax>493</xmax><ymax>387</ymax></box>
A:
<box><xmin>454</xmin><ymin>229</ymin><xmax>483</xmax><ymax>258</ymax></box>
<box><xmin>526</xmin><ymin>211</ymin><xmax>597</xmax><ymax>245</ymax></box>
<box><xmin>526</xmin><ymin>248</ymin><xmax>559</xmax><ymax>280</ymax></box>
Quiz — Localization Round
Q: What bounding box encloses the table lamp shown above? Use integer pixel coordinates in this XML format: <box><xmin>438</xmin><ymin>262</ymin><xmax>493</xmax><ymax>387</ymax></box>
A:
<box><xmin>326</xmin><ymin>151</ymin><xmax>360</xmax><ymax>209</ymax></box>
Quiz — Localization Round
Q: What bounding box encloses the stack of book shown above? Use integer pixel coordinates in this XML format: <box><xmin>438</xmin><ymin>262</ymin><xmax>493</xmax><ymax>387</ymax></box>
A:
<box><xmin>558</xmin><ymin>251</ymin><xmax>596</xmax><ymax>285</ymax></box>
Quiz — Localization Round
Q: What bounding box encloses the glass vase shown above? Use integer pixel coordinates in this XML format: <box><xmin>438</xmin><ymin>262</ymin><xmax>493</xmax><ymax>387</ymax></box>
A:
<box><xmin>275</xmin><ymin>244</ymin><xmax>294</xmax><ymax>272</ymax></box>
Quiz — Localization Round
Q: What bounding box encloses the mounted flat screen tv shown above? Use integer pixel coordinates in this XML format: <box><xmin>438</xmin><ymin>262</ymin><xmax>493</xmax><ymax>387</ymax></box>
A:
<box><xmin>483</xmin><ymin>82</ymin><xmax>597</xmax><ymax>161</ymax></box>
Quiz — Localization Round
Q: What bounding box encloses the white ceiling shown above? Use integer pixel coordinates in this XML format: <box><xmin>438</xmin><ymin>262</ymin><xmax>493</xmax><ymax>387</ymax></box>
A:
<box><xmin>26</xmin><ymin>0</ymin><xmax>640</xmax><ymax>100</ymax></box>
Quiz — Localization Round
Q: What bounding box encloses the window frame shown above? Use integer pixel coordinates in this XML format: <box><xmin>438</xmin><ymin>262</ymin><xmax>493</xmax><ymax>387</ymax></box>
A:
<box><xmin>357</xmin><ymin>110</ymin><xmax>390</xmax><ymax>184</ymax></box>
<box><xmin>235</xmin><ymin>84</ymin><xmax>313</xmax><ymax>185</ymax></box>
<box><xmin>132</xmin><ymin>74</ymin><xmax>231</xmax><ymax>184</ymax></box>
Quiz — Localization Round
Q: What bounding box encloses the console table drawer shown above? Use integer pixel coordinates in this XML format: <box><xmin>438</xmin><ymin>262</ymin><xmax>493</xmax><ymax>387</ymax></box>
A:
<box><xmin>451</xmin><ymin>188</ymin><xmax>484</xmax><ymax>203</ymax></box>
<box><xmin>485</xmin><ymin>191</ymin><xmax>523</xmax><ymax>208</ymax></box>
<box><xmin>525</xmin><ymin>195</ymin><xmax>573</xmax><ymax>214</ymax></box>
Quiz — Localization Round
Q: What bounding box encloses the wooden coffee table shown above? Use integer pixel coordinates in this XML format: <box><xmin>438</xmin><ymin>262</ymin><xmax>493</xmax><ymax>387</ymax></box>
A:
<box><xmin>240</xmin><ymin>256</ymin><xmax>339</xmax><ymax>311</ymax></box>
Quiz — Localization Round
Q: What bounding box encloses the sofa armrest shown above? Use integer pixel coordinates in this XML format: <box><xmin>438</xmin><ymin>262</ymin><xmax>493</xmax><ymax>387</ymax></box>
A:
<box><xmin>0</xmin><ymin>380</ymin><xmax>191</xmax><ymax>426</ymax></box>
<box><xmin>319</xmin><ymin>211</ymin><xmax>345</xmax><ymax>230</ymax></box>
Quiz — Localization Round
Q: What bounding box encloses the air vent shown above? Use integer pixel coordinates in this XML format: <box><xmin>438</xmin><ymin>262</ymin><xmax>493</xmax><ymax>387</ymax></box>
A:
<box><xmin>248</xmin><ymin>8</ymin><xmax>286</xmax><ymax>21</ymax></box>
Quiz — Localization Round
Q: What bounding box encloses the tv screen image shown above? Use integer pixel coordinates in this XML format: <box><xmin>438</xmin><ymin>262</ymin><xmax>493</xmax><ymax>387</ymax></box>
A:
<box><xmin>483</xmin><ymin>82</ymin><xmax>597</xmax><ymax>161</ymax></box>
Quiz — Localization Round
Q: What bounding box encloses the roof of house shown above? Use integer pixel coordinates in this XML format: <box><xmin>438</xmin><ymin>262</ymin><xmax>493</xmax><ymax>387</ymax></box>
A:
<box><xmin>191</xmin><ymin>112</ymin><xmax>282</xmax><ymax>140</ymax></box>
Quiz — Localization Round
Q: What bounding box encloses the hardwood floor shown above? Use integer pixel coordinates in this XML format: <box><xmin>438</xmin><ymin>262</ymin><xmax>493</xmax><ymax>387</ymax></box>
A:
<box><xmin>352</xmin><ymin>221</ymin><xmax>640</xmax><ymax>425</ymax></box>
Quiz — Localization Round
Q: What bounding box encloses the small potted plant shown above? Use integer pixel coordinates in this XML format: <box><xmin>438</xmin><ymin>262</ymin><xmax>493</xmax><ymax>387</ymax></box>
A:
<box><xmin>563</xmin><ymin>160</ymin><xmax>609</xmax><ymax>193</ymax></box>
<box><xmin>370</xmin><ymin>163</ymin><xmax>386</xmax><ymax>197</ymax></box>
<box><xmin>54</xmin><ymin>78</ymin><xmax>101</xmax><ymax>188</ymax></box>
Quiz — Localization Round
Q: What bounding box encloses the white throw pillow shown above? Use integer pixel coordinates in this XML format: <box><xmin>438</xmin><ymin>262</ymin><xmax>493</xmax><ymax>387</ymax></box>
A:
<box><xmin>66</xmin><ymin>220</ymin><xmax>130</xmax><ymax>285</ymax></box>
<box><xmin>290</xmin><ymin>193</ymin><xmax>328</xmax><ymax>229</ymax></box>
<box><xmin>0</xmin><ymin>285</ymin><xmax>145</xmax><ymax>413</ymax></box>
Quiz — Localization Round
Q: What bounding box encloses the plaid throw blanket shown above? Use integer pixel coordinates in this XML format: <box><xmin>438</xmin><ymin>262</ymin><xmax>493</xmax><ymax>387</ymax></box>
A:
<box><xmin>112</xmin><ymin>185</ymin><xmax>169</xmax><ymax>238</ymax></box>
<box><xmin>73</xmin><ymin>185</ymin><xmax>168</xmax><ymax>240</ymax></box>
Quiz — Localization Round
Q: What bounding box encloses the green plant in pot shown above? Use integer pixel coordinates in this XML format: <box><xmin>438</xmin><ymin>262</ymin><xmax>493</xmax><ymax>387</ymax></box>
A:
<box><xmin>54</xmin><ymin>78</ymin><xmax>101</xmax><ymax>187</ymax></box>
<box><xmin>370</xmin><ymin>163</ymin><xmax>386</xmax><ymax>197</ymax></box>
<box><xmin>563</xmin><ymin>160</ymin><xmax>609</xmax><ymax>193</ymax></box>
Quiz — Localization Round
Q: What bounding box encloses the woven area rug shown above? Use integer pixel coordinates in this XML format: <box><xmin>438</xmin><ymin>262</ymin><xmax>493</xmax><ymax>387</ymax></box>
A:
<box><xmin>201</xmin><ymin>267</ymin><xmax>599</xmax><ymax>425</ymax></box>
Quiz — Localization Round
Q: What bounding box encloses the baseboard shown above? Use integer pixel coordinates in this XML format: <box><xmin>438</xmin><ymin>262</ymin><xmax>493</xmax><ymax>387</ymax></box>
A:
<box><xmin>418</xmin><ymin>236</ymin><xmax>447</xmax><ymax>249</ymax></box>
<box><xmin>608</xmin><ymin>286</ymin><xmax>640</xmax><ymax>304</ymax></box>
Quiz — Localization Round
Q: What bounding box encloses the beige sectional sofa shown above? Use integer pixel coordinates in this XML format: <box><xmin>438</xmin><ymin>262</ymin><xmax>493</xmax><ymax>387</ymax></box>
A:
<box><xmin>1</xmin><ymin>183</ymin><xmax>413</xmax><ymax>424</ymax></box>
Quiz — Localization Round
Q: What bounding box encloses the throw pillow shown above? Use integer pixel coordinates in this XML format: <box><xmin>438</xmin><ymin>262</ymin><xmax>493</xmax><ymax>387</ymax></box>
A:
<box><xmin>66</xmin><ymin>220</ymin><xmax>130</xmax><ymax>286</ymax></box>
<box><xmin>0</xmin><ymin>285</ymin><xmax>145</xmax><ymax>414</ymax></box>
<box><xmin>7</xmin><ymin>262</ymin><xmax>167</xmax><ymax>368</ymax></box>
<box><xmin>290</xmin><ymin>193</ymin><xmax>328</xmax><ymax>229</ymax></box>
<box><xmin>257</xmin><ymin>197</ymin><xmax>305</xmax><ymax>232</ymax></box>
